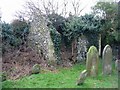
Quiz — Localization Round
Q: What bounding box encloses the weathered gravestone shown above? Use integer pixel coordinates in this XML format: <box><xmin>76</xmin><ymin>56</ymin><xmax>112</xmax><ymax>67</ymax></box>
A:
<box><xmin>31</xmin><ymin>64</ymin><xmax>41</xmax><ymax>74</ymax></box>
<box><xmin>86</xmin><ymin>46</ymin><xmax>99</xmax><ymax>77</ymax></box>
<box><xmin>28</xmin><ymin>13</ymin><xmax>56</xmax><ymax>64</ymax></box>
<box><xmin>115</xmin><ymin>60</ymin><xmax>120</xmax><ymax>72</ymax></box>
<box><xmin>102</xmin><ymin>45</ymin><xmax>112</xmax><ymax>75</ymax></box>
<box><xmin>77</xmin><ymin>70</ymin><xmax>88</xmax><ymax>85</ymax></box>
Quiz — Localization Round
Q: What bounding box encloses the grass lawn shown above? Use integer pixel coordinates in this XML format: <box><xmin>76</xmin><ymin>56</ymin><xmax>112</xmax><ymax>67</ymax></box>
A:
<box><xmin>2</xmin><ymin>61</ymin><xmax>118</xmax><ymax>88</ymax></box>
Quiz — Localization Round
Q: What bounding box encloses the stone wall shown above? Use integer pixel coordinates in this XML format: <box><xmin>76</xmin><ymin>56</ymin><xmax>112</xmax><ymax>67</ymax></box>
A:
<box><xmin>28</xmin><ymin>14</ymin><xmax>56</xmax><ymax>63</ymax></box>
<box><xmin>77</xmin><ymin>35</ymin><xmax>88</xmax><ymax>62</ymax></box>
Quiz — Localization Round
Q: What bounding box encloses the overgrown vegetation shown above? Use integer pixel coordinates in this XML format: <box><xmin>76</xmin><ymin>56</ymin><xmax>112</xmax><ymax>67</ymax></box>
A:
<box><xmin>2</xmin><ymin>19</ymin><xmax>29</xmax><ymax>53</ymax></box>
<box><xmin>48</xmin><ymin>1</ymin><xmax>119</xmax><ymax>63</ymax></box>
<box><xmin>49</xmin><ymin>13</ymin><xmax>103</xmax><ymax>45</ymax></box>
<box><xmin>49</xmin><ymin>13</ymin><xmax>104</xmax><ymax>63</ymax></box>
<box><xmin>1</xmin><ymin>1</ymin><xmax>119</xmax><ymax>59</ymax></box>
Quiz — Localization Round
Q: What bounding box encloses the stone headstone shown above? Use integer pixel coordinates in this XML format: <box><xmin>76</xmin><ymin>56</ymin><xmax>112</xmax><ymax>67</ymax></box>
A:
<box><xmin>77</xmin><ymin>70</ymin><xmax>87</xmax><ymax>85</ymax></box>
<box><xmin>86</xmin><ymin>46</ymin><xmax>99</xmax><ymax>77</ymax></box>
<box><xmin>102</xmin><ymin>45</ymin><xmax>112</xmax><ymax>75</ymax></box>
<box><xmin>115</xmin><ymin>60</ymin><xmax>120</xmax><ymax>72</ymax></box>
<box><xmin>31</xmin><ymin>64</ymin><xmax>41</xmax><ymax>74</ymax></box>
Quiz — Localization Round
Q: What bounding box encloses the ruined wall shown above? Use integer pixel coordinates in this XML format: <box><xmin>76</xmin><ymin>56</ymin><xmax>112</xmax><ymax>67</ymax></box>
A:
<box><xmin>77</xmin><ymin>35</ymin><xmax>88</xmax><ymax>62</ymax></box>
<box><xmin>28</xmin><ymin>14</ymin><xmax>56</xmax><ymax>63</ymax></box>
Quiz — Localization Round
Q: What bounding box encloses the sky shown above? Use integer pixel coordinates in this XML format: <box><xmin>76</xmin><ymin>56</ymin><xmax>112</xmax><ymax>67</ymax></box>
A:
<box><xmin>0</xmin><ymin>0</ymin><xmax>98</xmax><ymax>23</ymax></box>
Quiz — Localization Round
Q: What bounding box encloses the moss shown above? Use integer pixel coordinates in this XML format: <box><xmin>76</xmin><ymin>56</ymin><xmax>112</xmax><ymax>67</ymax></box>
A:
<box><xmin>86</xmin><ymin>46</ymin><xmax>99</xmax><ymax>77</ymax></box>
<box><xmin>88</xmin><ymin>46</ymin><xmax>98</xmax><ymax>55</ymax></box>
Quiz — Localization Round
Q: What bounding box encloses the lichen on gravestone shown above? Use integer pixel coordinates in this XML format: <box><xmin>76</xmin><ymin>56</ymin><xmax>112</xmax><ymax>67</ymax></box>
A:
<box><xmin>86</xmin><ymin>46</ymin><xmax>99</xmax><ymax>77</ymax></box>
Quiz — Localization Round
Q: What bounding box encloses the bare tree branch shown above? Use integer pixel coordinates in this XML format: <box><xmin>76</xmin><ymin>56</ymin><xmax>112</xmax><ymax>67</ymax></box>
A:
<box><xmin>71</xmin><ymin>0</ymin><xmax>88</xmax><ymax>16</ymax></box>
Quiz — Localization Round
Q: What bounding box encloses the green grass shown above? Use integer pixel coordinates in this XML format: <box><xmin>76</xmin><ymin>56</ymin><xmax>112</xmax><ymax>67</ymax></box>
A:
<box><xmin>2</xmin><ymin>61</ymin><xmax>118</xmax><ymax>88</ymax></box>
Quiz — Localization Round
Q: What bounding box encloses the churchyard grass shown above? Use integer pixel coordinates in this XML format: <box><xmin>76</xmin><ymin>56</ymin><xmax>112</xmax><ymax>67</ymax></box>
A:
<box><xmin>2</xmin><ymin>60</ymin><xmax>118</xmax><ymax>88</ymax></box>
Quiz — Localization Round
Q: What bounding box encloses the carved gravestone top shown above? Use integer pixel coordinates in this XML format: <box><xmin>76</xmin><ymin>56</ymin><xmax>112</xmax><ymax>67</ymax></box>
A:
<box><xmin>86</xmin><ymin>46</ymin><xmax>99</xmax><ymax>77</ymax></box>
<box><xmin>102</xmin><ymin>45</ymin><xmax>112</xmax><ymax>75</ymax></box>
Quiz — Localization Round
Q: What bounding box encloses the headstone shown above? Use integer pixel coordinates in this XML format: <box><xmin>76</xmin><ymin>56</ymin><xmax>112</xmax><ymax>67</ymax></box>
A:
<box><xmin>102</xmin><ymin>45</ymin><xmax>112</xmax><ymax>75</ymax></box>
<box><xmin>86</xmin><ymin>46</ymin><xmax>99</xmax><ymax>77</ymax></box>
<box><xmin>115</xmin><ymin>60</ymin><xmax>119</xmax><ymax>71</ymax></box>
<box><xmin>77</xmin><ymin>70</ymin><xmax>87</xmax><ymax>85</ymax></box>
<box><xmin>31</xmin><ymin>64</ymin><xmax>41</xmax><ymax>74</ymax></box>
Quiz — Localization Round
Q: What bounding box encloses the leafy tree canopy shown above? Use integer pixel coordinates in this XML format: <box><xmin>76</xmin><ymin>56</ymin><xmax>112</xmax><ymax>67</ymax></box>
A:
<box><xmin>92</xmin><ymin>1</ymin><xmax>118</xmax><ymax>44</ymax></box>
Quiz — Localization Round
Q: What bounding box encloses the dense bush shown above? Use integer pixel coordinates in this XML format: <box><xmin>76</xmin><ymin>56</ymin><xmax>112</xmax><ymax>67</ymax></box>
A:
<box><xmin>11</xmin><ymin>19</ymin><xmax>29</xmax><ymax>39</ymax></box>
<box><xmin>2</xmin><ymin>22</ymin><xmax>16</xmax><ymax>46</ymax></box>
<box><xmin>2</xmin><ymin>19</ymin><xmax>29</xmax><ymax>51</ymax></box>
<box><xmin>62</xmin><ymin>14</ymin><xmax>103</xmax><ymax>47</ymax></box>
<box><xmin>49</xmin><ymin>13</ymin><xmax>103</xmax><ymax>46</ymax></box>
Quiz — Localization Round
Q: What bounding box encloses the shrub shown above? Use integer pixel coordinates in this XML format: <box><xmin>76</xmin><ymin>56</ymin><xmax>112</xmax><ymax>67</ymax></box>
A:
<box><xmin>2</xmin><ymin>19</ymin><xmax>29</xmax><ymax>50</ymax></box>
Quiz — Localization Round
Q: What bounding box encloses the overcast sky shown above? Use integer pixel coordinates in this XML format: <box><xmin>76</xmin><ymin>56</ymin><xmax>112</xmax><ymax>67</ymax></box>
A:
<box><xmin>0</xmin><ymin>0</ymin><xmax>98</xmax><ymax>23</ymax></box>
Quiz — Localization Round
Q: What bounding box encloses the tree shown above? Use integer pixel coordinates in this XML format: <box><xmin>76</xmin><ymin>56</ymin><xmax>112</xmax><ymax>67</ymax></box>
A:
<box><xmin>92</xmin><ymin>1</ymin><xmax>118</xmax><ymax>56</ymax></box>
<box><xmin>117</xmin><ymin>1</ymin><xmax>120</xmax><ymax>42</ymax></box>
<box><xmin>117</xmin><ymin>1</ymin><xmax>120</xmax><ymax>60</ymax></box>
<box><xmin>92</xmin><ymin>1</ymin><xmax>118</xmax><ymax>42</ymax></box>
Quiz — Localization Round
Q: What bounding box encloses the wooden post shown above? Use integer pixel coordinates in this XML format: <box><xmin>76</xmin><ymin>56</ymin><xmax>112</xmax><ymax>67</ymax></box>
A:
<box><xmin>98</xmin><ymin>34</ymin><xmax>101</xmax><ymax>57</ymax></box>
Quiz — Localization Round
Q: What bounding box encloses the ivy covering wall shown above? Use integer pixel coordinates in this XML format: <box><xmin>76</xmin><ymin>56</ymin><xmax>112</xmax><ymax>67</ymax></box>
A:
<box><xmin>48</xmin><ymin>13</ymin><xmax>104</xmax><ymax>63</ymax></box>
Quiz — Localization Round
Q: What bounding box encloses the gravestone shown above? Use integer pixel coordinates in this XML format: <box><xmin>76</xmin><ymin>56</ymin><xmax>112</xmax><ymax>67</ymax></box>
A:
<box><xmin>86</xmin><ymin>46</ymin><xmax>99</xmax><ymax>77</ymax></box>
<box><xmin>77</xmin><ymin>70</ymin><xmax>87</xmax><ymax>85</ymax></box>
<box><xmin>102</xmin><ymin>45</ymin><xmax>112</xmax><ymax>75</ymax></box>
<box><xmin>115</xmin><ymin>60</ymin><xmax>120</xmax><ymax>72</ymax></box>
<box><xmin>31</xmin><ymin>64</ymin><xmax>41</xmax><ymax>74</ymax></box>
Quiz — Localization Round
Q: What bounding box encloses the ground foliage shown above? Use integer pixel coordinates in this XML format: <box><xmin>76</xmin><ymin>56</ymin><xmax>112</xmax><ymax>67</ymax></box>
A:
<box><xmin>2</xmin><ymin>61</ymin><xmax>118</xmax><ymax>88</ymax></box>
